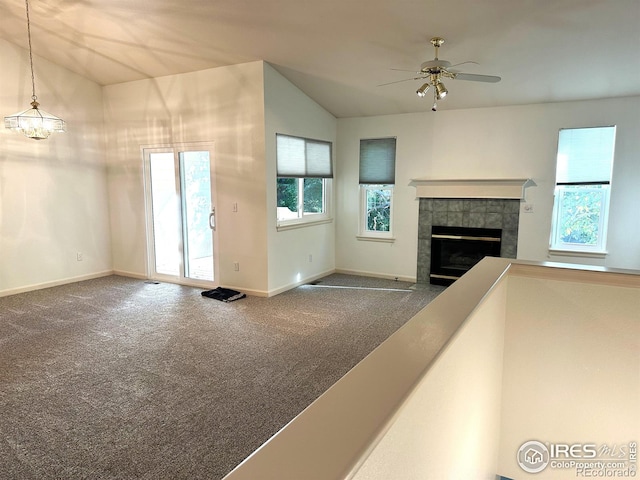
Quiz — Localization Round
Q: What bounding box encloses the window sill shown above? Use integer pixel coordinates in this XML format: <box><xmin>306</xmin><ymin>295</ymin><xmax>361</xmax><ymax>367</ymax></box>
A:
<box><xmin>548</xmin><ymin>249</ymin><xmax>608</xmax><ymax>259</ymax></box>
<box><xmin>356</xmin><ymin>235</ymin><xmax>396</xmax><ymax>243</ymax></box>
<box><xmin>277</xmin><ymin>217</ymin><xmax>333</xmax><ymax>232</ymax></box>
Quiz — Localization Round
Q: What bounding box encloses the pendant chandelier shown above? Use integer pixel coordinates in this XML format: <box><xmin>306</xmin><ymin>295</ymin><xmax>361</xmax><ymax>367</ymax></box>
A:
<box><xmin>4</xmin><ymin>0</ymin><xmax>66</xmax><ymax>140</ymax></box>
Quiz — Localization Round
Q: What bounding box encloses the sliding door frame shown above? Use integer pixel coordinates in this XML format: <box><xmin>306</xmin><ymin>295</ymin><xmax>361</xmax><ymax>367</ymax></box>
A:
<box><xmin>142</xmin><ymin>142</ymin><xmax>219</xmax><ymax>289</ymax></box>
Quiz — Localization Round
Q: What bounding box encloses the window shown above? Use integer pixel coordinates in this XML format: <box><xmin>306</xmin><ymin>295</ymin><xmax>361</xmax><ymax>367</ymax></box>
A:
<box><xmin>550</xmin><ymin>126</ymin><xmax>616</xmax><ymax>255</ymax></box>
<box><xmin>276</xmin><ymin>134</ymin><xmax>332</xmax><ymax>227</ymax></box>
<box><xmin>359</xmin><ymin>137</ymin><xmax>396</xmax><ymax>240</ymax></box>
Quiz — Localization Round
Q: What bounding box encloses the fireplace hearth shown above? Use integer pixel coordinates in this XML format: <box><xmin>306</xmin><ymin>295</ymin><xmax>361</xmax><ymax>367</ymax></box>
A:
<box><xmin>430</xmin><ymin>226</ymin><xmax>502</xmax><ymax>286</ymax></box>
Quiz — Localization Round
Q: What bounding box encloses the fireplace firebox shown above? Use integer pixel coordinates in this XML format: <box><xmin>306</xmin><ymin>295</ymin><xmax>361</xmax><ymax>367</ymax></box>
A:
<box><xmin>430</xmin><ymin>225</ymin><xmax>502</xmax><ymax>286</ymax></box>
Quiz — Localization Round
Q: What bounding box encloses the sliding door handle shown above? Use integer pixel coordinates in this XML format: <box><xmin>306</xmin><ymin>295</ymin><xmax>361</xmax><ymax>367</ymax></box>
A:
<box><xmin>209</xmin><ymin>208</ymin><xmax>216</xmax><ymax>230</ymax></box>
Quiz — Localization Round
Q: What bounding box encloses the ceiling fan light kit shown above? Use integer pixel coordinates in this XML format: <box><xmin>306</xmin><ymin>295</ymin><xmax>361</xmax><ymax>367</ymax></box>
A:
<box><xmin>399</xmin><ymin>37</ymin><xmax>501</xmax><ymax>111</ymax></box>
<box><xmin>416</xmin><ymin>83</ymin><xmax>430</xmax><ymax>97</ymax></box>
<box><xmin>435</xmin><ymin>81</ymin><xmax>448</xmax><ymax>99</ymax></box>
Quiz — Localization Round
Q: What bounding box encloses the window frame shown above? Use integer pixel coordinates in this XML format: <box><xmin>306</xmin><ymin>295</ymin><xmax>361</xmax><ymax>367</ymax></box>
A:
<box><xmin>358</xmin><ymin>184</ymin><xmax>395</xmax><ymax>241</ymax></box>
<box><xmin>549</xmin><ymin>126</ymin><xmax>616</xmax><ymax>256</ymax></box>
<box><xmin>357</xmin><ymin>137</ymin><xmax>397</xmax><ymax>242</ymax></box>
<box><xmin>550</xmin><ymin>184</ymin><xmax>611</xmax><ymax>255</ymax></box>
<box><xmin>276</xmin><ymin>177</ymin><xmax>331</xmax><ymax>229</ymax></box>
<box><xmin>276</xmin><ymin>134</ymin><xmax>333</xmax><ymax>230</ymax></box>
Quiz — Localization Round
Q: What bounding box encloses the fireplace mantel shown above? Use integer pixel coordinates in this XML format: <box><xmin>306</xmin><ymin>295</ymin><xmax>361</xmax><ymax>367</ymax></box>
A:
<box><xmin>410</xmin><ymin>178</ymin><xmax>535</xmax><ymax>200</ymax></box>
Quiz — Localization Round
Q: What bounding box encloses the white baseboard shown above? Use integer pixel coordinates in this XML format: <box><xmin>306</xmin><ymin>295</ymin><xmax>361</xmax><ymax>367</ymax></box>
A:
<box><xmin>0</xmin><ymin>270</ymin><xmax>115</xmax><ymax>298</ymax></box>
<box><xmin>213</xmin><ymin>285</ymin><xmax>270</xmax><ymax>298</ymax></box>
<box><xmin>112</xmin><ymin>270</ymin><xmax>148</xmax><ymax>280</ymax></box>
<box><xmin>0</xmin><ymin>269</ymin><xmax>416</xmax><ymax>299</ymax></box>
<box><xmin>334</xmin><ymin>268</ymin><xmax>416</xmax><ymax>284</ymax></box>
<box><xmin>265</xmin><ymin>269</ymin><xmax>336</xmax><ymax>297</ymax></box>
<box><xmin>112</xmin><ymin>271</ymin><xmax>271</xmax><ymax>298</ymax></box>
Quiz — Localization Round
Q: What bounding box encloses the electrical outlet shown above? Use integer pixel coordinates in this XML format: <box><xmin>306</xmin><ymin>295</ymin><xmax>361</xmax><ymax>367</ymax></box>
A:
<box><xmin>308</xmin><ymin>254</ymin><xmax>313</xmax><ymax>263</ymax></box>
<box><xmin>76</xmin><ymin>252</ymin><xmax>83</xmax><ymax>261</ymax></box>
<box><xmin>233</xmin><ymin>202</ymin><xmax>238</xmax><ymax>212</ymax></box>
<box><xmin>233</xmin><ymin>262</ymin><xmax>239</xmax><ymax>271</ymax></box>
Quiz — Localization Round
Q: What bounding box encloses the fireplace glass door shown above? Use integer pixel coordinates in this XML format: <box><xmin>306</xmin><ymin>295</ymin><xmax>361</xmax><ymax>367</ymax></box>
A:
<box><xmin>430</xmin><ymin>226</ymin><xmax>502</xmax><ymax>285</ymax></box>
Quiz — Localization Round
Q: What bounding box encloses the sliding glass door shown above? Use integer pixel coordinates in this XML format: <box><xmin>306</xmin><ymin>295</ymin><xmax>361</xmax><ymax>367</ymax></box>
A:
<box><xmin>144</xmin><ymin>144</ymin><xmax>217</xmax><ymax>286</ymax></box>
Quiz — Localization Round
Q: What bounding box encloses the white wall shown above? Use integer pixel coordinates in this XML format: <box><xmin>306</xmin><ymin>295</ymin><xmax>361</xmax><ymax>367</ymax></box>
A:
<box><xmin>499</xmin><ymin>270</ymin><xmax>640</xmax><ymax>479</ymax></box>
<box><xmin>0</xmin><ymin>38</ymin><xmax>111</xmax><ymax>295</ymax></box>
<box><xmin>4</xmin><ymin>40</ymin><xmax>638</xmax><ymax>297</ymax></box>
<box><xmin>336</xmin><ymin>97</ymin><xmax>640</xmax><ymax>281</ymax></box>
<box><xmin>336</xmin><ymin>114</ymin><xmax>422</xmax><ymax>281</ymax></box>
<box><xmin>103</xmin><ymin>61</ymin><xmax>269</xmax><ymax>293</ymax></box>
<box><xmin>263</xmin><ymin>64</ymin><xmax>337</xmax><ymax>294</ymax></box>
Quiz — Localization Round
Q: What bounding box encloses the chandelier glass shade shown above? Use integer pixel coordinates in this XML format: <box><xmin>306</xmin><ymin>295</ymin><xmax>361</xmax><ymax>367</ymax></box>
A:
<box><xmin>5</xmin><ymin>99</ymin><xmax>66</xmax><ymax>140</ymax></box>
<box><xmin>4</xmin><ymin>0</ymin><xmax>66</xmax><ymax>140</ymax></box>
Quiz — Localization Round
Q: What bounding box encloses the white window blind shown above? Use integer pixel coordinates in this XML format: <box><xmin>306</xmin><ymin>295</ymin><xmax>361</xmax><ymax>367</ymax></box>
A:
<box><xmin>276</xmin><ymin>134</ymin><xmax>333</xmax><ymax>178</ymax></box>
<box><xmin>556</xmin><ymin>126</ymin><xmax>616</xmax><ymax>185</ymax></box>
<box><xmin>359</xmin><ymin>138</ymin><xmax>396</xmax><ymax>184</ymax></box>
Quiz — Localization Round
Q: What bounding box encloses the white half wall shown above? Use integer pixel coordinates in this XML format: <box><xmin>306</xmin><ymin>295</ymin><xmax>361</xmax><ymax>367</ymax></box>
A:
<box><xmin>0</xmin><ymin>38</ymin><xmax>111</xmax><ymax>295</ymax></box>
<box><xmin>350</xmin><ymin>277</ymin><xmax>507</xmax><ymax>480</ymax></box>
<box><xmin>220</xmin><ymin>260</ymin><xmax>638</xmax><ymax>479</ymax></box>
<box><xmin>336</xmin><ymin>97</ymin><xmax>640</xmax><ymax>280</ymax></box>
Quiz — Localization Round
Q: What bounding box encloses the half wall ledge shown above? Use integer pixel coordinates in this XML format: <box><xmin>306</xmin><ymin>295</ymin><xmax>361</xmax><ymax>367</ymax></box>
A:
<box><xmin>221</xmin><ymin>258</ymin><xmax>639</xmax><ymax>480</ymax></box>
<box><xmin>410</xmin><ymin>178</ymin><xmax>536</xmax><ymax>200</ymax></box>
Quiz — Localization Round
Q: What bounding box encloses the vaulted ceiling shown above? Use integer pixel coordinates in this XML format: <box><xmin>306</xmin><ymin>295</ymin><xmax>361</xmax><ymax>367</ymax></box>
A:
<box><xmin>1</xmin><ymin>0</ymin><xmax>638</xmax><ymax>117</ymax></box>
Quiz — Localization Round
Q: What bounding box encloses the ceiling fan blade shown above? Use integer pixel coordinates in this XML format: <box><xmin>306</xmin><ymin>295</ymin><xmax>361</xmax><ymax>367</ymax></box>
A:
<box><xmin>377</xmin><ymin>76</ymin><xmax>423</xmax><ymax>87</ymax></box>
<box><xmin>389</xmin><ymin>68</ymin><xmax>421</xmax><ymax>73</ymax></box>
<box><xmin>453</xmin><ymin>73</ymin><xmax>501</xmax><ymax>83</ymax></box>
<box><xmin>448</xmin><ymin>61</ymin><xmax>479</xmax><ymax>69</ymax></box>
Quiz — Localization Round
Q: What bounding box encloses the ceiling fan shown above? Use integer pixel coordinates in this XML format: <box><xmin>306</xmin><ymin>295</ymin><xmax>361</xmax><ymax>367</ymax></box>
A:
<box><xmin>383</xmin><ymin>37</ymin><xmax>501</xmax><ymax>111</ymax></box>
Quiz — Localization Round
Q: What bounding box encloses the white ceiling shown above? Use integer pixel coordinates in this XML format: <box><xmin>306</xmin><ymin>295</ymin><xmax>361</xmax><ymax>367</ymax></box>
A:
<box><xmin>1</xmin><ymin>0</ymin><xmax>639</xmax><ymax>118</ymax></box>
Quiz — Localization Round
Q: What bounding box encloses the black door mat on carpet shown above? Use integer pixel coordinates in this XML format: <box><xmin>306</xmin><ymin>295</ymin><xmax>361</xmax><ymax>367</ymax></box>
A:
<box><xmin>201</xmin><ymin>287</ymin><xmax>246</xmax><ymax>302</ymax></box>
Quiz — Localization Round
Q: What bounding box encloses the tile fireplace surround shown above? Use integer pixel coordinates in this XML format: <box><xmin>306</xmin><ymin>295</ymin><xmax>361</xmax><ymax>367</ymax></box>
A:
<box><xmin>416</xmin><ymin>198</ymin><xmax>520</xmax><ymax>284</ymax></box>
<box><xmin>411</xmin><ymin>178</ymin><xmax>533</xmax><ymax>284</ymax></box>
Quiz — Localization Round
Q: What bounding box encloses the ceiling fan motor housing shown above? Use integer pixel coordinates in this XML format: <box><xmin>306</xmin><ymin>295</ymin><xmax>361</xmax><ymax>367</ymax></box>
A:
<box><xmin>420</xmin><ymin>59</ymin><xmax>451</xmax><ymax>73</ymax></box>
